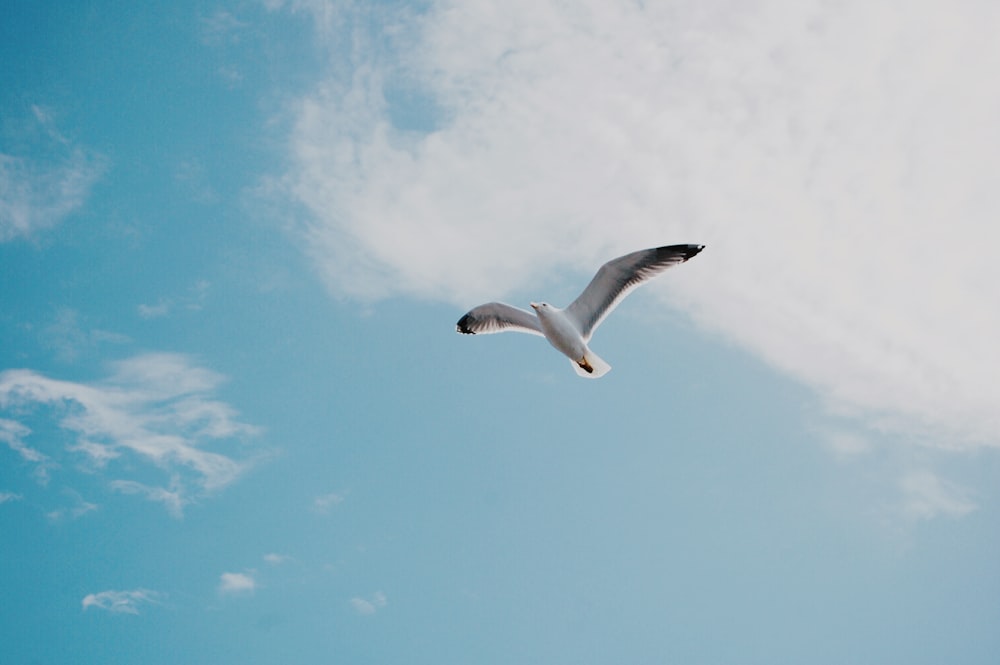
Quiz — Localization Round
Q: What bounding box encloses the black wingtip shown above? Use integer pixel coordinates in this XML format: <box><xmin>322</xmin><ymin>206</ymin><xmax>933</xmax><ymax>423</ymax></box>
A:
<box><xmin>456</xmin><ymin>314</ymin><xmax>476</xmax><ymax>334</ymax></box>
<box><xmin>656</xmin><ymin>243</ymin><xmax>705</xmax><ymax>262</ymax></box>
<box><xmin>676</xmin><ymin>243</ymin><xmax>705</xmax><ymax>261</ymax></box>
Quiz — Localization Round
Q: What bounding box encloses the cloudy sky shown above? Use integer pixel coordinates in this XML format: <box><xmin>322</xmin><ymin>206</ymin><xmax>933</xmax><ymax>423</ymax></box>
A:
<box><xmin>2</xmin><ymin>1</ymin><xmax>998</xmax><ymax>663</ymax></box>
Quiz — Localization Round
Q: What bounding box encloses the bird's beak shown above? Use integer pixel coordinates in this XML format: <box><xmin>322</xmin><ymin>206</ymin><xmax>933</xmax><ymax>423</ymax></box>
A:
<box><xmin>530</xmin><ymin>302</ymin><xmax>539</xmax><ymax>310</ymax></box>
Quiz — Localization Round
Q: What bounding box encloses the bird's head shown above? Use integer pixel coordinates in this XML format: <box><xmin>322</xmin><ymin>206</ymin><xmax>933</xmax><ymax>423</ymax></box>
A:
<box><xmin>530</xmin><ymin>302</ymin><xmax>559</xmax><ymax>321</ymax></box>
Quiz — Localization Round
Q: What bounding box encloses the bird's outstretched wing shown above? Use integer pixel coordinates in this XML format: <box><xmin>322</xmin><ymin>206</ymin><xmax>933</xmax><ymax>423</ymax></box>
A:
<box><xmin>456</xmin><ymin>302</ymin><xmax>544</xmax><ymax>336</ymax></box>
<box><xmin>565</xmin><ymin>244</ymin><xmax>704</xmax><ymax>340</ymax></box>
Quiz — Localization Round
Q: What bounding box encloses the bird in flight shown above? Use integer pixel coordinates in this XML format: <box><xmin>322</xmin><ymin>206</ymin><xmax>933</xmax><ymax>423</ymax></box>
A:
<box><xmin>456</xmin><ymin>244</ymin><xmax>704</xmax><ymax>378</ymax></box>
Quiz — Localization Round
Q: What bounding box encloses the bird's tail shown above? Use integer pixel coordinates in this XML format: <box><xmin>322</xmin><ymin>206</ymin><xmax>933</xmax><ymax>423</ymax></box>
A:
<box><xmin>571</xmin><ymin>349</ymin><xmax>612</xmax><ymax>379</ymax></box>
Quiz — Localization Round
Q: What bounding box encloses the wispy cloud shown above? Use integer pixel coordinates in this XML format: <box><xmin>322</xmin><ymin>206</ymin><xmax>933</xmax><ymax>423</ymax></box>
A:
<box><xmin>200</xmin><ymin>10</ymin><xmax>248</xmax><ymax>46</ymax></box>
<box><xmin>0</xmin><ymin>491</ymin><xmax>22</xmax><ymax>504</ymax></box>
<box><xmin>822</xmin><ymin>430</ymin><xmax>871</xmax><ymax>460</ymax></box>
<box><xmin>138</xmin><ymin>280</ymin><xmax>210</xmax><ymax>320</ymax></box>
<box><xmin>278</xmin><ymin>0</ymin><xmax>1000</xmax><ymax>453</ymax></box>
<box><xmin>898</xmin><ymin>470</ymin><xmax>977</xmax><ymax>522</ymax></box>
<box><xmin>0</xmin><ymin>353</ymin><xmax>263</xmax><ymax>516</ymax></box>
<box><xmin>312</xmin><ymin>490</ymin><xmax>345</xmax><ymax>513</ymax></box>
<box><xmin>0</xmin><ymin>417</ymin><xmax>53</xmax><ymax>484</ymax></box>
<box><xmin>40</xmin><ymin>308</ymin><xmax>130</xmax><ymax>362</ymax></box>
<box><xmin>174</xmin><ymin>159</ymin><xmax>218</xmax><ymax>204</ymax></box>
<box><xmin>0</xmin><ymin>417</ymin><xmax>48</xmax><ymax>464</ymax></box>
<box><xmin>350</xmin><ymin>591</ymin><xmax>387</xmax><ymax>615</ymax></box>
<box><xmin>47</xmin><ymin>500</ymin><xmax>99</xmax><ymax>522</ymax></box>
<box><xmin>219</xmin><ymin>571</ymin><xmax>256</xmax><ymax>595</ymax></box>
<box><xmin>137</xmin><ymin>301</ymin><xmax>172</xmax><ymax>320</ymax></box>
<box><xmin>263</xmin><ymin>552</ymin><xmax>290</xmax><ymax>565</ymax></box>
<box><xmin>0</xmin><ymin>106</ymin><xmax>106</xmax><ymax>241</ymax></box>
<box><xmin>67</xmin><ymin>439</ymin><xmax>120</xmax><ymax>469</ymax></box>
<box><xmin>82</xmin><ymin>589</ymin><xmax>163</xmax><ymax>614</ymax></box>
<box><xmin>110</xmin><ymin>479</ymin><xmax>186</xmax><ymax>518</ymax></box>
<box><xmin>46</xmin><ymin>488</ymin><xmax>100</xmax><ymax>521</ymax></box>
<box><xmin>263</xmin><ymin>0</ymin><xmax>351</xmax><ymax>40</ymax></box>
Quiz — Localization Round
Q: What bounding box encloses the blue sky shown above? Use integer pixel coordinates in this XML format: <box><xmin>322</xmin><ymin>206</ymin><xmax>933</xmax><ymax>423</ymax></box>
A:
<box><xmin>2</xmin><ymin>1</ymin><xmax>999</xmax><ymax>663</ymax></box>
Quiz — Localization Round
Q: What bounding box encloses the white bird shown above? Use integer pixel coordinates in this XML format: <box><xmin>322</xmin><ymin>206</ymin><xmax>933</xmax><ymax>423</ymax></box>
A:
<box><xmin>456</xmin><ymin>244</ymin><xmax>704</xmax><ymax>378</ymax></box>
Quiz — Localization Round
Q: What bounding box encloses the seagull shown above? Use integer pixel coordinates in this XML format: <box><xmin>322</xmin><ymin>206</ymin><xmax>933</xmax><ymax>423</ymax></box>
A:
<box><xmin>456</xmin><ymin>244</ymin><xmax>704</xmax><ymax>378</ymax></box>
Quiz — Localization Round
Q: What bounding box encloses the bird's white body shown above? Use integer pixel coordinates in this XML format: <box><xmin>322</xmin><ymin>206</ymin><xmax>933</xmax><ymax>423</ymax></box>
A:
<box><xmin>531</xmin><ymin>302</ymin><xmax>611</xmax><ymax>378</ymax></box>
<box><xmin>456</xmin><ymin>244</ymin><xmax>704</xmax><ymax>378</ymax></box>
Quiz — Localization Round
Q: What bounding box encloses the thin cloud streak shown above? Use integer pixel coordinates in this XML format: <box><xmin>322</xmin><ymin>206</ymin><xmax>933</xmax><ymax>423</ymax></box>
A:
<box><xmin>350</xmin><ymin>591</ymin><xmax>387</xmax><ymax>615</ymax></box>
<box><xmin>263</xmin><ymin>553</ymin><xmax>290</xmax><ymax>565</ymax></box>
<box><xmin>898</xmin><ymin>470</ymin><xmax>977</xmax><ymax>522</ymax></box>
<box><xmin>0</xmin><ymin>353</ymin><xmax>262</xmax><ymax>515</ymax></box>
<box><xmin>0</xmin><ymin>418</ymin><xmax>48</xmax><ymax>463</ymax></box>
<box><xmin>110</xmin><ymin>479</ymin><xmax>187</xmax><ymax>519</ymax></box>
<box><xmin>0</xmin><ymin>417</ymin><xmax>53</xmax><ymax>484</ymax></box>
<box><xmin>47</xmin><ymin>501</ymin><xmax>98</xmax><ymax>522</ymax></box>
<box><xmin>0</xmin><ymin>491</ymin><xmax>23</xmax><ymax>504</ymax></box>
<box><xmin>40</xmin><ymin>308</ymin><xmax>130</xmax><ymax>362</ymax></box>
<box><xmin>280</xmin><ymin>0</ymin><xmax>1000</xmax><ymax>451</ymax></box>
<box><xmin>82</xmin><ymin>589</ymin><xmax>163</xmax><ymax>615</ymax></box>
<box><xmin>138</xmin><ymin>280</ymin><xmax>211</xmax><ymax>320</ymax></box>
<box><xmin>0</xmin><ymin>107</ymin><xmax>106</xmax><ymax>241</ymax></box>
<box><xmin>313</xmin><ymin>490</ymin><xmax>345</xmax><ymax>513</ymax></box>
<box><xmin>219</xmin><ymin>571</ymin><xmax>256</xmax><ymax>595</ymax></box>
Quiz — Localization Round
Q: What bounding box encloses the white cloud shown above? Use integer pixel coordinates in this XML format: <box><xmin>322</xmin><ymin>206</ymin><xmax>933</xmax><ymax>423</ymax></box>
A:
<box><xmin>138</xmin><ymin>301</ymin><xmax>172</xmax><ymax>319</ymax></box>
<box><xmin>40</xmin><ymin>308</ymin><xmax>130</xmax><ymax>362</ymax></box>
<box><xmin>110</xmin><ymin>479</ymin><xmax>187</xmax><ymax>519</ymax></box>
<box><xmin>822</xmin><ymin>430</ymin><xmax>871</xmax><ymax>460</ymax></box>
<box><xmin>0</xmin><ymin>491</ymin><xmax>22</xmax><ymax>504</ymax></box>
<box><xmin>0</xmin><ymin>353</ymin><xmax>262</xmax><ymax>515</ymax></box>
<box><xmin>313</xmin><ymin>490</ymin><xmax>345</xmax><ymax>513</ymax></box>
<box><xmin>263</xmin><ymin>552</ymin><xmax>290</xmax><ymax>565</ymax></box>
<box><xmin>0</xmin><ymin>418</ymin><xmax>48</xmax><ymax>464</ymax></box>
<box><xmin>350</xmin><ymin>591</ymin><xmax>387</xmax><ymax>615</ymax></box>
<box><xmin>68</xmin><ymin>439</ymin><xmax>121</xmax><ymax>468</ymax></box>
<box><xmin>47</xmin><ymin>502</ymin><xmax>98</xmax><ymax>522</ymax></box>
<box><xmin>82</xmin><ymin>589</ymin><xmax>162</xmax><ymax>614</ymax></box>
<box><xmin>46</xmin><ymin>488</ymin><xmax>99</xmax><ymax>521</ymax></box>
<box><xmin>200</xmin><ymin>9</ymin><xmax>248</xmax><ymax>45</ymax></box>
<box><xmin>219</xmin><ymin>571</ymin><xmax>256</xmax><ymax>595</ymax></box>
<box><xmin>279</xmin><ymin>0</ymin><xmax>1000</xmax><ymax>452</ymax></box>
<box><xmin>70</xmin><ymin>501</ymin><xmax>99</xmax><ymax>517</ymax></box>
<box><xmin>898</xmin><ymin>470</ymin><xmax>977</xmax><ymax>522</ymax></box>
<box><xmin>174</xmin><ymin>158</ymin><xmax>219</xmax><ymax>204</ymax></box>
<box><xmin>138</xmin><ymin>280</ymin><xmax>211</xmax><ymax>320</ymax></box>
<box><xmin>263</xmin><ymin>0</ymin><xmax>351</xmax><ymax>39</ymax></box>
<box><xmin>0</xmin><ymin>107</ymin><xmax>106</xmax><ymax>241</ymax></box>
<box><xmin>0</xmin><ymin>417</ymin><xmax>53</xmax><ymax>484</ymax></box>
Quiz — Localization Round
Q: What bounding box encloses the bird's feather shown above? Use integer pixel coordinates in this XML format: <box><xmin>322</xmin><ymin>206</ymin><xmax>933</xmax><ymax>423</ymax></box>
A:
<box><xmin>571</xmin><ymin>348</ymin><xmax>612</xmax><ymax>379</ymax></box>
<box><xmin>565</xmin><ymin>244</ymin><xmax>704</xmax><ymax>340</ymax></box>
<box><xmin>456</xmin><ymin>302</ymin><xmax>544</xmax><ymax>336</ymax></box>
